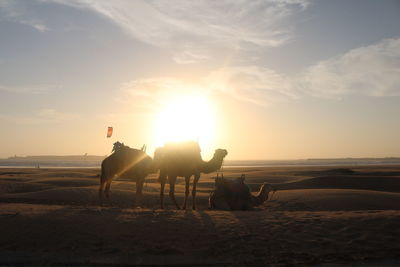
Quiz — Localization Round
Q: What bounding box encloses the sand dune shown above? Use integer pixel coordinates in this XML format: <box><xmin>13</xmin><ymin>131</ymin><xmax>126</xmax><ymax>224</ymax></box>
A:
<box><xmin>0</xmin><ymin>181</ymin><xmax>51</xmax><ymax>194</ymax></box>
<box><xmin>1</xmin><ymin>166</ymin><xmax>400</xmax><ymax>265</ymax></box>
<box><xmin>271</xmin><ymin>189</ymin><xmax>400</xmax><ymax>211</ymax></box>
<box><xmin>34</xmin><ymin>177</ymin><xmax>99</xmax><ymax>187</ymax></box>
<box><xmin>274</xmin><ymin>175</ymin><xmax>400</xmax><ymax>192</ymax></box>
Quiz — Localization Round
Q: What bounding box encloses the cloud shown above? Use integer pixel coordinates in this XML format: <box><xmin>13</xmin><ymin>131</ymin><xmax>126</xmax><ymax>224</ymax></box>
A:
<box><xmin>0</xmin><ymin>84</ymin><xmax>60</xmax><ymax>94</ymax></box>
<box><xmin>117</xmin><ymin>67</ymin><xmax>297</xmax><ymax>107</ymax></box>
<box><xmin>299</xmin><ymin>38</ymin><xmax>400</xmax><ymax>98</ymax></box>
<box><xmin>44</xmin><ymin>0</ymin><xmax>310</xmax><ymax>63</ymax></box>
<box><xmin>118</xmin><ymin>77</ymin><xmax>210</xmax><ymax>112</ymax></box>
<box><xmin>0</xmin><ymin>108</ymin><xmax>80</xmax><ymax>125</ymax></box>
<box><xmin>0</xmin><ymin>0</ymin><xmax>49</xmax><ymax>32</ymax></box>
<box><xmin>222</xmin><ymin>38</ymin><xmax>400</xmax><ymax>103</ymax></box>
<box><xmin>36</xmin><ymin>108</ymin><xmax>80</xmax><ymax>121</ymax></box>
<box><xmin>172</xmin><ymin>51</ymin><xmax>210</xmax><ymax>65</ymax></box>
<box><xmin>205</xmin><ymin>66</ymin><xmax>297</xmax><ymax>105</ymax></box>
<box><xmin>119</xmin><ymin>38</ymin><xmax>400</xmax><ymax>106</ymax></box>
<box><xmin>209</xmin><ymin>38</ymin><xmax>400</xmax><ymax>103</ymax></box>
<box><xmin>121</xmin><ymin>77</ymin><xmax>205</xmax><ymax>98</ymax></box>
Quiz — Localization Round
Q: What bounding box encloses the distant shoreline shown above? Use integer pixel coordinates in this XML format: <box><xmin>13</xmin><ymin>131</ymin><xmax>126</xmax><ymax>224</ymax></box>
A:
<box><xmin>1</xmin><ymin>155</ymin><xmax>400</xmax><ymax>169</ymax></box>
<box><xmin>1</xmin><ymin>158</ymin><xmax>400</xmax><ymax>169</ymax></box>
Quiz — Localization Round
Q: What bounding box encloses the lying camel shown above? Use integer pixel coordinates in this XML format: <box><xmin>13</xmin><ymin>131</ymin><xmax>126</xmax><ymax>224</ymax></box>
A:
<box><xmin>209</xmin><ymin>174</ymin><xmax>276</xmax><ymax>210</ymax></box>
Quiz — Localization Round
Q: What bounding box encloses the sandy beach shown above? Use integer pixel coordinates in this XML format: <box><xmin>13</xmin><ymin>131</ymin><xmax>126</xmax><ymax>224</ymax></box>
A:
<box><xmin>1</xmin><ymin>165</ymin><xmax>400</xmax><ymax>265</ymax></box>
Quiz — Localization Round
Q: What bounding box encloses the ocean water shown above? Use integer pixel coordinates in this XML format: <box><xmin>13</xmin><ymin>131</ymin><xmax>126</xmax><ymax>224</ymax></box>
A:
<box><xmin>225</xmin><ymin>159</ymin><xmax>400</xmax><ymax>167</ymax></box>
<box><xmin>0</xmin><ymin>160</ymin><xmax>101</xmax><ymax>168</ymax></box>
<box><xmin>1</xmin><ymin>158</ymin><xmax>400</xmax><ymax>168</ymax></box>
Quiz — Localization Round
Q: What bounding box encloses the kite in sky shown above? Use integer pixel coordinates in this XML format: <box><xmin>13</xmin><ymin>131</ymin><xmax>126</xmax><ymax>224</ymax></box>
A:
<box><xmin>107</xmin><ymin>127</ymin><xmax>113</xmax><ymax>138</ymax></box>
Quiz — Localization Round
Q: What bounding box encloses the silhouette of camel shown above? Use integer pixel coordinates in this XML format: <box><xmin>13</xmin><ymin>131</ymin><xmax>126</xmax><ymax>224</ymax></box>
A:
<box><xmin>209</xmin><ymin>174</ymin><xmax>276</xmax><ymax>210</ymax></box>
<box><xmin>153</xmin><ymin>141</ymin><xmax>228</xmax><ymax>210</ymax></box>
<box><xmin>99</xmin><ymin>141</ymin><xmax>154</xmax><ymax>206</ymax></box>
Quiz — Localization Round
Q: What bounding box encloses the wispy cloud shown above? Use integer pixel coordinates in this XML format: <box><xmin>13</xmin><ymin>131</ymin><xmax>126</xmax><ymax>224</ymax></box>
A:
<box><xmin>119</xmin><ymin>38</ymin><xmax>400</xmax><ymax>106</ymax></box>
<box><xmin>118</xmin><ymin>77</ymin><xmax>209</xmax><ymax>112</ymax></box>
<box><xmin>121</xmin><ymin>77</ymin><xmax>205</xmax><ymax>98</ymax></box>
<box><xmin>205</xmin><ymin>66</ymin><xmax>297</xmax><ymax>105</ymax></box>
<box><xmin>45</xmin><ymin>0</ymin><xmax>310</xmax><ymax>63</ymax></box>
<box><xmin>0</xmin><ymin>84</ymin><xmax>60</xmax><ymax>94</ymax></box>
<box><xmin>215</xmin><ymin>38</ymin><xmax>400</xmax><ymax>103</ymax></box>
<box><xmin>299</xmin><ymin>38</ymin><xmax>400</xmax><ymax>98</ymax></box>
<box><xmin>0</xmin><ymin>108</ymin><xmax>80</xmax><ymax>125</ymax></box>
<box><xmin>118</xmin><ymin>67</ymin><xmax>296</xmax><ymax>107</ymax></box>
<box><xmin>0</xmin><ymin>0</ymin><xmax>49</xmax><ymax>32</ymax></box>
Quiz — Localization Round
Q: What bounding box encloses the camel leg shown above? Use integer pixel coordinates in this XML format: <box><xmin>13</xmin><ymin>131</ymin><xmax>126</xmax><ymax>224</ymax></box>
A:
<box><xmin>104</xmin><ymin>180</ymin><xmax>112</xmax><ymax>206</ymax></box>
<box><xmin>99</xmin><ymin>180</ymin><xmax>106</xmax><ymax>206</ymax></box>
<box><xmin>135</xmin><ymin>178</ymin><xmax>145</xmax><ymax>208</ymax></box>
<box><xmin>168</xmin><ymin>176</ymin><xmax>180</xmax><ymax>210</ymax></box>
<box><xmin>192</xmin><ymin>173</ymin><xmax>200</xmax><ymax>210</ymax></box>
<box><xmin>159</xmin><ymin>173</ymin><xmax>166</xmax><ymax>209</ymax></box>
<box><xmin>99</xmin><ymin>169</ymin><xmax>107</xmax><ymax>206</ymax></box>
<box><xmin>182</xmin><ymin>176</ymin><xmax>190</xmax><ymax>210</ymax></box>
<box><xmin>208</xmin><ymin>192</ymin><xmax>215</xmax><ymax>209</ymax></box>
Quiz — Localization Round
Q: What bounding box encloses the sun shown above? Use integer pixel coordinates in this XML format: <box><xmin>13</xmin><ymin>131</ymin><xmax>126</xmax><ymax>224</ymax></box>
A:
<box><xmin>153</xmin><ymin>94</ymin><xmax>216</xmax><ymax>150</ymax></box>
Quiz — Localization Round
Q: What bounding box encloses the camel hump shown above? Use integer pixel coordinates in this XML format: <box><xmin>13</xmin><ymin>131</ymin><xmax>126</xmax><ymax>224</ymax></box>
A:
<box><xmin>164</xmin><ymin>141</ymin><xmax>201</xmax><ymax>153</ymax></box>
<box><xmin>112</xmin><ymin>141</ymin><xmax>149</xmax><ymax>157</ymax></box>
<box><xmin>161</xmin><ymin>141</ymin><xmax>202</xmax><ymax>161</ymax></box>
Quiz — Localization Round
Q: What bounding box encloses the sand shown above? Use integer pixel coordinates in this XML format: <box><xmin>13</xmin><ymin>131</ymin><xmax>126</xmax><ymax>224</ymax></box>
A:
<box><xmin>1</xmin><ymin>165</ymin><xmax>400</xmax><ymax>265</ymax></box>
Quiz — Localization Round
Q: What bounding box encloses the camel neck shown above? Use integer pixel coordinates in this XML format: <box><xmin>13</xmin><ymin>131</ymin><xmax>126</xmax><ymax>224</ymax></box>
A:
<box><xmin>202</xmin><ymin>155</ymin><xmax>224</xmax><ymax>174</ymax></box>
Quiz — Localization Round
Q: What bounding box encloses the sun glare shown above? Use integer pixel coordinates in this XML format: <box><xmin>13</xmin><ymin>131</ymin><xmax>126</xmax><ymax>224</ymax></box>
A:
<box><xmin>153</xmin><ymin>95</ymin><xmax>216</xmax><ymax>150</ymax></box>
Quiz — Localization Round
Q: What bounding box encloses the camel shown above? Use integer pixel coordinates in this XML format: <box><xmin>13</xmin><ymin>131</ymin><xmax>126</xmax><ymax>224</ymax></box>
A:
<box><xmin>153</xmin><ymin>141</ymin><xmax>228</xmax><ymax>210</ymax></box>
<box><xmin>209</xmin><ymin>174</ymin><xmax>276</xmax><ymax>210</ymax></box>
<box><xmin>99</xmin><ymin>141</ymin><xmax>154</xmax><ymax>206</ymax></box>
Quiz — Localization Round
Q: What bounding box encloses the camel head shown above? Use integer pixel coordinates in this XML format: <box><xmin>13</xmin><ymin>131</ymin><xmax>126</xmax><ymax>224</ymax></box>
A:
<box><xmin>214</xmin><ymin>149</ymin><xmax>228</xmax><ymax>160</ymax></box>
<box><xmin>201</xmin><ymin>149</ymin><xmax>228</xmax><ymax>174</ymax></box>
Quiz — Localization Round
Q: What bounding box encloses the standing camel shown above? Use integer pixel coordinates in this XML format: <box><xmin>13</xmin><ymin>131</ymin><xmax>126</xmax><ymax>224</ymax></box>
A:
<box><xmin>153</xmin><ymin>141</ymin><xmax>228</xmax><ymax>210</ymax></box>
<box><xmin>99</xmin><ymin>141</ymin><xmax>154</xmax><ymax>206</ymax></box>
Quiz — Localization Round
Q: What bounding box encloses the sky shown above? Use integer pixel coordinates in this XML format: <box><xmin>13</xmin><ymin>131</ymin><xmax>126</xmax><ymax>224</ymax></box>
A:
<box><xmin>0</xmin><ymin>0</ymin><xmax>400</xmax><ymax>160</ymax></box>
